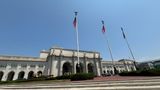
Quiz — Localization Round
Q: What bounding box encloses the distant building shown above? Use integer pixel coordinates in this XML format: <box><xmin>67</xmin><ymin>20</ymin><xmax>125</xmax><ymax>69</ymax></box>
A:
<box><xmin>138</xmin><ymin>59</ymin><xmax>160</xmax><ymax>69</ymax></box>
<box><xmin>138</xmin><ymin>62</ymin><xmax>154</xmax><ymax>70</ymax></box>
<box><xmin>153</xmin><ymin>60</ymin><xmax>160</xmax><ymax>68</ymax></box>
<box><xmin>101</xmin><ymin>59</ymin><xmax>136</xmax><ymax>75</ymax></box>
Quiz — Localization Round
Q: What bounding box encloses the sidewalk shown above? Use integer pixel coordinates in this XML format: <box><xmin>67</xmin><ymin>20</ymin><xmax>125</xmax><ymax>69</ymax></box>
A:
<box><xmin>1</xmin><ymin>76</ymin><xmax>160</xmax><ymax>90</ymax></box>
<box><xmin>81</xmin><ymin>76</ymin><xmax>160</xmax><ymax>82</ymax></box>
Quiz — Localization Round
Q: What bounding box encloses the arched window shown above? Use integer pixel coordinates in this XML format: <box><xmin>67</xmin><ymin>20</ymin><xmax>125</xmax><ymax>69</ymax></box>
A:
<box><xmin>37</xmin><ymin>71</ymin><xmax>42</xmax><ymax>77</ymax></box>
<box><xmin>131</xmin><ymin>67</ymin><xmax>134</xmax><ymax>71</ymax></box>
<box><xmin>28</xmin><ymin>71</ymin><xmax>34</xmax><ymax>79</ymax></box>
<box><xmin>18</xmin><ymin>71</ymin><xmax>25</xmax><ymax>80</ymax></box>
<box><xmin>76</xmin><ymin>63</ymin><xmax>83</xmax><ymax>73</ymax></box>
<box><xmin>107</xmin><ymin>70</ymin><xmax>110</xmax><ymax>74</ymax></box>
<box><xmin>62</xmin><ymin>62</ymin><xmax>72</xmax><ymax>75</ymax></box>
<box><xmin>114</xmin><ymin>67</ymin><xmax>119</xmax><ymax>74</ymax></box>
<box><xmin>7</xmin><ymin>71</ymin><xmax>15</xmax><ymax>81</ymax></box>
<box><xmin>110</xmin><ymin>70</ymin><xmax>113</xmax><ymax>75</ymax></box>
<box><xmin>103</xmin><ymin>70</ymin><xmax>106</xmax><ymax>74</ymax></box>
<box><xmin>87</xmin><ymin>63</ymin><xmax>94</xmax><ymax>73</ymax></box>
<box><xmin>0</xmin><ymin>71</ymin><xmax>4</xmax><ymax>81</ymax></box>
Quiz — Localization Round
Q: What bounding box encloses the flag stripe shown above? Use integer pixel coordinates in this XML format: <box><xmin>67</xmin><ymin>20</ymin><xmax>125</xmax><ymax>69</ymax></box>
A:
<box><xmin>102</xmin><ymin>25</ymin><xmax>106</xmax><ymax>34</ymax></box>
<box><xmin>73</xmin><ymin>17</ymin><xmax>77</xmax><ymax>29</ymax></box>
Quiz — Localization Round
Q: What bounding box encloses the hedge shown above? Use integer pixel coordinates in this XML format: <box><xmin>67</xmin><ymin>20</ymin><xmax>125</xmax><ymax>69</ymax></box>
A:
<box><xmin>0</xmin><ymin>73</ymin><xmax>95</xmax><ymax>84</ymax></box>
<box><xmin>54</xmin><ymin>73</ymin><xmax>95</xmax><ymax>81</ymax></box>
<box><xmin>0</xmin><ymin>76</ymin><xmax>55</xmax><ymax>84</ymax></box>
<box><xmin>55</xmin><ymin>74</ymin><xmax>71</xmax><ymax>80</ymax></box>
<box><xmin>119</xmin><ymin>68</ymin><xmax>160</xmax><ymax>76</ymax></box>
<box><xmin>70</xmin><ymin>73</ymin><xmax>95</xmax><ymax>81</ymax></box>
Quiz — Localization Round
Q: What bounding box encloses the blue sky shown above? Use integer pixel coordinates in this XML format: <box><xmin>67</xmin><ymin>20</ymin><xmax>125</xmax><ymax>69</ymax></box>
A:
<box><xmin>0</xmin><ymin>0</ymin><xmax>160</xmax><ymax>61</ymax></box>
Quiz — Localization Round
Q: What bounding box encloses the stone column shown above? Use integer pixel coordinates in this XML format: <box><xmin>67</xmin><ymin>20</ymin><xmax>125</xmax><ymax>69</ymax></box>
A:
<box><xmin>50</xmin><ymin>55</ymin><xmax>54</xmax><ymax>76</ymax></box>
<box><xmin>47</xmin><ymin>56</ymin><xmax>52</xmax><ymax>76</ymax></box>
<box><xmin>83</xmin><ymin>53</ymin><xmax>87</xmax><ymax>73</ymax></box>
<box><xmin>1</xmin><ymin>72</ymin><xmax>6</xmax><ymax>81</ymax></box>
<box><xmin>13</xmin><ymin>71</ymin><xmax>18</xmax><ymax>80</ymax></box>
<box><xmin>133</xmin><ymin>62</ymin><xmax>137</xmax><ymax>71</ymax></box>
<box><xmin>124</xmin><ymin>61</ymin><xmax>129</xmax><ymax>71</ymax></box>
<box><xmin>112</xmin><ymin>66</ymin><xmax>115</xmax><ymax>75</ymax></box>
<box><xmin>1</xmin><ymin>66</ymin><xmax>9</xmax><ymax>81</ymax></box>
<box><xmin>2</xmin><ymin>70</ymin><xmax>9</xmax><ymax>81</ymax></box>
<box><xmin>93</xmin><ymin>53</ymin><xmax>98</xmax><ymax>76</ymax></box>
<box><xmin>58</xmin><ymin>49</ymin><xmax>63</xmax><ymax>76</ymax></box>
<box><xmin>98</xmin><ymin>54</ymin><xmax>102</xmax><ymax>76</ymax></box>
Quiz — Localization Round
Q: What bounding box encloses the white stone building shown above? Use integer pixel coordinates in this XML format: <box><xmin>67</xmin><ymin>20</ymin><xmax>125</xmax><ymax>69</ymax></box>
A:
<box><xmin>0</xmin><ymin>47</ymin><xmax>102</xmax><ymax>81</ymax></box>
<box><xmin>0</xmin><ymin>56</ymin><xmax>46</xmax><ymax>81</ymax></box>
<box><xmin>0</xmin><ymin>46</ymin><xmax>136</xmax><ymax>81</ymax></box>
<box><xmin>102</xmin><ymin>59</ymin><xmax>136</xmax><ymax>75</ymax></box>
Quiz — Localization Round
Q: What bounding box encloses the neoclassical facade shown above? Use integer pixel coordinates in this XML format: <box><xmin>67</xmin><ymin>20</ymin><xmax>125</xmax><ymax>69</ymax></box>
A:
<box><xmin>0</xmin><ymin>46</ymin><xmax>136</xmax><ymax>81</ymax></box>
<box><xmin>102</xmin><ymin>59</ymin><xmax>136</xmax><ymax>75</ymax></box>
<box><xmin>0</xmin><ymin>56</ymin><xmax>46</xmax><ymax>81</ymax></box>
<box><xmin>45</xmin><ymin>47</ymin><xmax>102</xmax><ymax>77</ymax></box>
<box><xmin>0</xmin><ymin>47</ymin><xmax>102</xmax><ymax>81</ymax></box>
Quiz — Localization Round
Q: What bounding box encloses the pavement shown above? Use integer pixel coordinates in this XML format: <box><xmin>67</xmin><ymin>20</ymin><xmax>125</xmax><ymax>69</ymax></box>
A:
<box><xmin>0</xmin><ymin>76</ymin><xmax>160</xmax><ymax>90</ymax></box>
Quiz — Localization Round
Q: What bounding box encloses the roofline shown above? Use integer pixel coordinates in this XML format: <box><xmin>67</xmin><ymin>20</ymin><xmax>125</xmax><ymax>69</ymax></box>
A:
<box><xmin>0</xmin><ymin>55</ymin><xmax>40</xmax><ymax>59</ymax></box>
<box><xmin>0</xmin><ymin>55</ymin><xmax>46</xmax><ymax>62</ymax></box>
<box><xmin>50</xmin><ymin>47</ymin><xmax>100</xmax><ymax>54</ymax></box>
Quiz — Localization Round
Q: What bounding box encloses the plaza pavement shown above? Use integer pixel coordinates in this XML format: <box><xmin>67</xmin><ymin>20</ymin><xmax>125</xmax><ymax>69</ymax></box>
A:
<box><xmin>0</xmin><ymin>76</ymin><xmax>160</xmax><ymax>90</ymax></box>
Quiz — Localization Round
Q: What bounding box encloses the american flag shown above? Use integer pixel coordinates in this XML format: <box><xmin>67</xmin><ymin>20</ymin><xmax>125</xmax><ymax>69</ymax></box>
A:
<box><xmin>73</xmin><ymin>12</ymin><xmax>78</xmax><ymax>29</ymax></box>
<box><xmin>102</xmin><ymin>20</ymin><xmax>106</xmax><ymax>34</ymax></box>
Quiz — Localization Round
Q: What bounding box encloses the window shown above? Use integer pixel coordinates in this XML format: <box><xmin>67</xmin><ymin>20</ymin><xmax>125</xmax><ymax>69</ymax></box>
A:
<box><xmin>38</xmin><ymin>64</ymin><xmax>43</xmax><ymax>68</ymax></box>
<box><xmin>30</xmin><ymin>65</ymin><xmax>36</xmax><ymax>68</ymax></box>
<box><xmin>107</xmin><ymin>66</ymin><xmax>112</xmax><ymax>68</ymax></box>
<box><xmin>21</xmin><ymin>64</ymin><xmax>27</xmax><ymax>68</ymax></box>
<box><xmin>11</xmin><ymin>64</ymin><xmax>17</xmax><ymax>68</ymax></box>
<box><xmin>120</xmin><ymin>66</ymin><xmax>124</xmax><ymax>68</ymax></box>
<box><xmin>0</xmin><ymin>64</ymin><xmax>7</xmax><ymax>68</ymax></box>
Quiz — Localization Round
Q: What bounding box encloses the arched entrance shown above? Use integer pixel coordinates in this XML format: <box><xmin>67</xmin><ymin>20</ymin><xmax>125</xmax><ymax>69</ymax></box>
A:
<box><xmin>110</xmin><ymin>70</ymin><xmax>114</xmax><ymax>75</ymax></box>
<box><xmin>0</xmin><ymin>71</ymin><xmax>4</xmax><ymax>81</ymax></box>
<box><xmin>37</xmin><ymin>71</ymin><xmax>42</xmax><ymax>77</ymax></box>
<box><xmin>7</xmin><ymin>71</ymin><xmax>15</xmax><ymax>81</ymax></box>
<box><xmin>114</xmin><ymin>67</ymin><xmax>118</xmax><ymax>74</ymax></box>
<box><xmin>103</xmin><ymin>70</ymin><xmax>106</xmax><ymax>74</ymax></box>
<box><xmin>76</xmin><ymin>63</ymin><xmax>83</xmax><ymax>73</ymax></box>
<box><xmin>131</xmin><ymin>67</ymin><xmax>134</xmax><ymax>71</ymax></box>
<box><xmin>28</xmin><ymin>71</ymin><xmax>34</xmax><ymax>79</ymax></box>
<box><xmin>62</xmin><ymin>62</ymin><xmax>72</xmax><ymax>75</ymax></box>
<box><xmin>87</xmin><ymin>63</ymin><xmax>94</xmax><ymax>73</ymax></box>
<box><xmin>106</xmin><ymin>70</ymin><xmax>110</xmax><ymax>74</ymax></box>
<box><xmin>18</xmin><ymin>71</ymin><xmax>25</xmax><ymax>80</ymax></box>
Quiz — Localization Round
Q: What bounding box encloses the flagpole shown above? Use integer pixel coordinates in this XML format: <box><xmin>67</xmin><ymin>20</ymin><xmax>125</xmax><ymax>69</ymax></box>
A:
<box><xmin>125</xmin><ymin>37</ymin><xmax>135</xmax><ymax>60</ymax></box>
<box><xmin>74</xmin><ymin>12</ymin><xmax>80</xmax><ymax>67</ymax></box>
<box><xmin>121</xmin><ymin>27</ymin><xmax>137</xmax><ymax>70</ymax></box>
<box><xmin>105</xmin><ymin>34</ymin><xmax>114</xmax><ymax>66</ymax></box>
<box><xmin>102</xmin><ymin>21</ymin><xmax>116</xmax><ymax>74</ymax></box>
<box><xmin>125</xmin><ymin>35</ymin><xmax>137</xmax><ymax>70</ymax></box>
